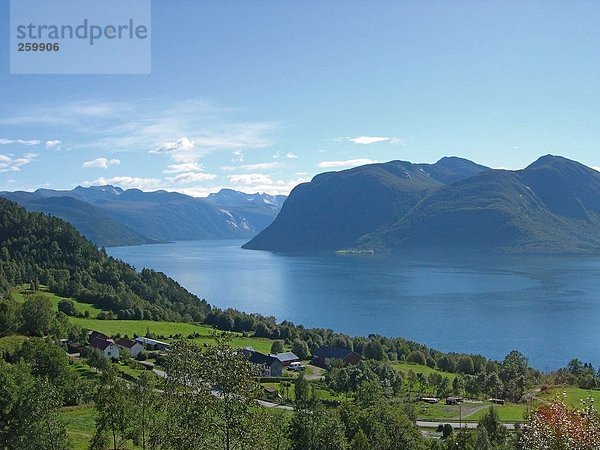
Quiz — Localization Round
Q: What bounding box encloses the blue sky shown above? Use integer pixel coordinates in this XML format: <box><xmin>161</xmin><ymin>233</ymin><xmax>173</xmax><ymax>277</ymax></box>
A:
<box><xmin>2</xmin><ymin>1</ymin><xmax>600</xmax><ymax>195</ymax></box>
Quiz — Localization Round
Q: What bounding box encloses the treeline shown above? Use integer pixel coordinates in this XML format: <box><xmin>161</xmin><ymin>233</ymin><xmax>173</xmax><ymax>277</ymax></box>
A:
<box><xmin>205</xmin><ymin>308</ymin><xmax>541</xmax><ymax>398</ymax></box>
<box><xmin>0</xmin><ymin>198</ymin><xmax>210</xmax><ymax>322</ymax></box>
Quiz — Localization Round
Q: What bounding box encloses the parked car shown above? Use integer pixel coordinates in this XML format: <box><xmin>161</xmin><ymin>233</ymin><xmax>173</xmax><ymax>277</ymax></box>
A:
<box><xmin>288</xmin><ymin>361</ymin><xmax>306</xmax><ymax>371</ymax></box>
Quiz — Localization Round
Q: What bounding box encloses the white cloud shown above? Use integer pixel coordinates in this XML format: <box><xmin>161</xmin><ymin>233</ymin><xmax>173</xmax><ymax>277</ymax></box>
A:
<box><xmin>238</xmin><ymin>162</ymin><xmax>280</xmax><ymax>171</ymax></box>
<box><xmin>232</xmin><ymin>150</ymin><xmax>244</xmax><ymax>163</ymax></box>
<box><xmin>83</xmin><ymin>176</ymin><xmax>163</xmax><ymax>190</ymax></box>
<box><xmin>318</xmin><ymin>158</ymin><xmax>378</xmax><ymax>168</ymax></box>
<box><xmin>163</xmin><ymin>162</ymin><xmax>205</xmax><ymax>174</ymax></box>
<box><xmin>0</xmin><ymin>138</ymin><xmax>41</xmax><ymax>146</ymax></box>
<box><xmin>0</xmin><ymin>152</ymin><xmax>38</xmax><ymax>172</ymax></box>
<box><xmin>45</xmin><ymin>140</ymin><xmax>61</xmax><ymax>150</ymax></box>
<box><xmin>593</xmin><ymin>166</ymin><xmax>600</xmax><ymax>172</ymax></box>
<box><xmin>81</xmin><ymin>158</ymin><xmax>120</xmax><ymax>169</ymax></box>
<box><xmin>0</xmin><ymin>101</ymin><xmax>133</xmax><ymax>126</ymax></box>
<box><xmin>167</xmin><ymin>172</ymin><xmax>217</xmax><ymax>184</ymax></box>
<box><xmin>340</xmin><ymin>136</ymin><xmax>406</xmax><ymax>145</ymax></box>
<box><xmin>152</xmin><ymin>137</ymin><xmax>195</xmax><ymax>154</ymax></box>
<box><xmin>228</xmin><ymin>173</ymin><xmax>274</xmax><ymax>185</ymax></box>
<box><xmin>273</xmin><ymin>151</ymin><xmax>299</xmax><ymax>159</ymax></box>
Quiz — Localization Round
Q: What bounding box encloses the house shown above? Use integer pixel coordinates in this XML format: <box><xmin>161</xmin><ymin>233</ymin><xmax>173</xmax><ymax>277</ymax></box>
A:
<box><xmin>67</xmin><ymin>342</ymin><xmax>85</xmax><ymax>355</ymax></box>
<box><xmin>116</xmin><ymin>338</ymin><xmax>144</xmax><ymax>357</ymax></box>
<box><xmin>270</xmin><ymin>351</ymin><xmax>300</xmax><ymax>366</ymax></box>
<box><xmin>135</xmin><ymin>337</ymin><xmax>171</xmax><ymax>351</ymax></box>
<box><xmin>90</xmin><ymin>337</ymin><xmax>120</xmax><ymax>359</ymax></box>
<box><xmin>88</xmin><ymin>330</ymin><xmax>108</xmax><ymax>344</ymax></box>
<box><xmin>248</xmin><ymin>351</ymin><xmax>284</xmax><ymax>377</ymax></box>
<box><xmin>311</xmin><ymin>347</ymin><xmax>362</xmax><ymax>367</ymax></box>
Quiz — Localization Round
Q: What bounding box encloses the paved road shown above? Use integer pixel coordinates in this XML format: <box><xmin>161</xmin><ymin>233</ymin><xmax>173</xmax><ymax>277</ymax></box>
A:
<box><xmin>416</xmin><ymin>420</ymin><xmax>518</xmax><ymax>430</ymax></box>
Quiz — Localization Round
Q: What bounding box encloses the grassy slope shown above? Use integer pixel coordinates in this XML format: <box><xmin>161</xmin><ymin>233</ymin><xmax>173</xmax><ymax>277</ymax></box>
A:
<box><xmin>13</xmin><ymin>287</ymin><xmax>274</xmax><ymax>354</ymax></box>
<box><xmin>392</xmin><ymin>361</ymin><xmax>458</xmax><ymax>382</ymax></box>
<box><xmin>539</xmin><ymin>386</ymin><xmax>600</xmax><ymax>408</ymax></box>
<box><xmin>61</xmin><ymin>404</ymin><xmax>98</xmax><ymax>450</ymax></box>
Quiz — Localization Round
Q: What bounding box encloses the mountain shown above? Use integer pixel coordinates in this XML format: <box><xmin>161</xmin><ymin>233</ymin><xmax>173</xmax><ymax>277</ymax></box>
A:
<box><xmin>0</xmin><ymin>187</ymin><xmax>286</xmax><ymax>247</ymax></box>
<box><xmin>244</xmin><ymin>155</ymin><xmax>600</xmax><ymax>255</ymax></box>
<box><xmin>1</xmin><ymin>193</ymin><xmax>155</xmax><ymax>247</ymax></box>
<box><xmin>0</xmin><ymin>197</ymin><xmax>210</xmax><ymax>321</ymax></box>
<box><xmin>243</xmin><ymin>157</ymin><xmax>490</xmax><ymax>252</ymax></box>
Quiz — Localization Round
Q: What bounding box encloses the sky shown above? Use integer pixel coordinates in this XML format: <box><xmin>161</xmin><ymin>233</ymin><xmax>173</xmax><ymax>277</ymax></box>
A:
<box><xmin>2</xmin><ymin>0</ymin><xmax>600</xmax><ymax>196</ymax></box>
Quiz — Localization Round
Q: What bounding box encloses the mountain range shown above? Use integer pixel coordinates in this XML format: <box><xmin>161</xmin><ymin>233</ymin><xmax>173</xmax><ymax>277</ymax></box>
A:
<box><xmin>243</xmin><ymin>155</ymin><xmax>600</xmax><ymax>254</ymax></box>
<box><xmin>0</xmin><ymin>186</ymin><xmax>286</xmax><ymax>247</ymax></box>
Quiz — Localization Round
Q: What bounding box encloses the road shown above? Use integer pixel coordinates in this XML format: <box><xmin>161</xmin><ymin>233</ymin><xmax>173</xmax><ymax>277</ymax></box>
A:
<box><xmin>416</xmin><ymin>420</ymin><xmax>519</xmax><ymax>430</ymax></box>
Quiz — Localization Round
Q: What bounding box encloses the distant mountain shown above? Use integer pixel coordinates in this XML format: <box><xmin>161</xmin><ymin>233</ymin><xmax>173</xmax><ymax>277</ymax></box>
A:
<box><xmin>206</xmin><ymin>188</ymin><xmax>286</xmax><ymax>210</ymax></box>
<box><xmin>243</xmin><ymin>157</ymin><xmax>490</xmax><ymax>252</ymax></box>
<box><xmin>244</xmin><ymin>155</ymin><xmax>600</xmax><ymax>255</ymax></box>
<box><xmin>0</xmin><ymin>187</ymin><xmax>286</xmax><ymax>247</ymax></box>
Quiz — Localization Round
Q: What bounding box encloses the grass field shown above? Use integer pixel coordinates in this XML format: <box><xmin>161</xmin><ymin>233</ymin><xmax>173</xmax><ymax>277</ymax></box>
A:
<box><xmin>466</xmin><ymin>402</ymin><xmax>528</xmax><ymax>422</ymax></box>
<box><xmin>12</xmin><ymin>287</ymin><xmax>104</xmax><ymax>317</ymax></box>
<box><xmin>13</xmin><ymin>286</ymin><xmax>275</xmax><ymax>354</ymax></box>
<box><xmin>539</xmin><ymin>386</ymin><xmax>600</xmax><ymax>408</ymax></box>
<box><xmin>261</xmin><ymin>382</ymin><xmax>346</xmax><ymax>403</ymax></box>
<box><xmin>61</xmin><ymin>404</ymin><xmax>98</xmax><ymax>450</ymax></box>
<box><xmin>392</xmin><ymin>362</ymin><xmax>458</xmax><ymax>382</ymax></box>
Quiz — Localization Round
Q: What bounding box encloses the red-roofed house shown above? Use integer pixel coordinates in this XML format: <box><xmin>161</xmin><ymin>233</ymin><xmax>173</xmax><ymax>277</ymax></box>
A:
<box><xmin>90</xmin><ymin>337</ymin><xmax>120</xmax><ymax>359</ymax></box>
<box><xmin>116</xmin><ymin>338</ymin><xmax>144</xmax><ymax>357</ymax></box>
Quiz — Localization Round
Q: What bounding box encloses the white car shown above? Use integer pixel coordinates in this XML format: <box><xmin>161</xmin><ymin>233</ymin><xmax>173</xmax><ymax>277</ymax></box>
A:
<box><xmin>288</xmin><ymin>362</ymin><xmax>306</xmax><ymax>371</ymax></box>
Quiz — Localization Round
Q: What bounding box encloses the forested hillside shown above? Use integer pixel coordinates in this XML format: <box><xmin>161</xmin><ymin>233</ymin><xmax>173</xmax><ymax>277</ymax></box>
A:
<box><xmin>0</xmin><ymin>198</ymin><xmax>210</xmax><ymax>322</ymax></box>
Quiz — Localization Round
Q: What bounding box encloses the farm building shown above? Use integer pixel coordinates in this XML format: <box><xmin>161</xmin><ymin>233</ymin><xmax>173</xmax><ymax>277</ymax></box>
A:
<box><xmin>311</xmin><ymin>347</ymin><xmax>362</xmax><ymax>367</ymax></box>
<box><xmin>248</xmin><ymin>351</ymin><xmax>284</xmax><ymax>377</ymax></box>
<box><xmin>271</xmin><ymin>351</ymin><xmax>300</xmax><ymax>366</ymax></box>
<box><xmin>135</xmin><ymin>337</ymin><xmax>171</xmax><ymax>351</ymax></box>
<box><xmin>116</xmin><ymin>338</ymin><xmax>144</xmax><ymax>357</ymax></box>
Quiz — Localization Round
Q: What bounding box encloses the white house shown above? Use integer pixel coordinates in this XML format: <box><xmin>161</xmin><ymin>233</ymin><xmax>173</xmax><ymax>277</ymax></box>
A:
<box><xmin>115</xmin><ymin>338</ymin><xmax>144</xmax><ymax>357</ymax></box>
<box><xmin>90</xmin><ymin>337</ymin><xmax>120</xmax><ymax>359</ymax></box>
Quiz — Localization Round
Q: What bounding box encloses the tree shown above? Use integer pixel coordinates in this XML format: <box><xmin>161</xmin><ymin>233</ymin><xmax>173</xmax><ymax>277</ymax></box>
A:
<box><xmin>91</xmin><ymin>366</ymin><xmax>134</xmax><ymax>450</ymax></box>
<box><xmin>355</xmin><ymin>380</ymin><xmax>384</xmax><ymax>408</ymax></box>
<box><xmin>350</xmin><ymin>428</ymin><xmax>370</xmax><ymax>450</ymax></box>
<box><xmin>499</xmin><ymin>350</ymin><xmax>528</xmax><ymax>402</ymax></box>
<box><xmin>521</xmin><ymin>395</ymin><xmax>600</xmax><ymax>449</ymax></box>
<box><xmin>203</xmin><ymin>336</ymin><xmax>262</xmax><ymax>450</ymax></box>
<box><xmin>406</xmin><ymin>351</ymin><xmax>426</xmax><ymax>365</ymax></box>
<box><xmin>131</xmin><ymin>372</ymin><xmax>159</xmax><ymax>450</ymax></box>
<box><xmin>271</xmin><ymin>340</ymin><xmax>285</xmax><ymax>354</ymax></box>
<box><xmin>158</xmin><ymin>337</ymin><xmax>266</xmax><ymax>450</ymax></box>
<box><xmin>0</xmin><ymin>298</ymin><xmax>21</xmax><ymax>336</ymax></box>
<box><xmin>474</xmin><ymin>427</ymin><xmax>492</xmax><ymax>450</ymax></box>
<box><xmin>8</xmin><ymin>377</ymin><xmax>69</xmax><ymax>450</ymax></box>
<box><xmin>456</xmin><ymin>356</ymin><xmax>475</xmax><ymax>375</ymax></box>
<box><xmin>295</xmin><ymin>373</ymin><xmax>315</xmax><ymax>408</ymax></box>
<box><xmin>292</xmin><ymin>339</ymin><xmax>310</xmax><ymax>360</ymax></box>
<box><xmin>21</xmin><ymin>295</ymin><xmax>54</xmax><ymax>336</ymax></box>
<box><xmin>289</xmin><ymin>407</ymin><xmax>348</xmax><ymax>450</ymax></box>
<box><xmin>57</xmin><ymin>298</ymin><xmax>77</xmax><ymax>316</ymax></box>
<box><xmin>477</xmin><ymin>407</ymin><xmax>507</xmax><ymax>446</ymax></box>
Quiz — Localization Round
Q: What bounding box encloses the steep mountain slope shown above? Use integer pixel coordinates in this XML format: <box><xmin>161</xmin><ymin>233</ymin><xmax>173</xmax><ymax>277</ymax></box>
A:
<box><xmin>0</xmin><ymin>198</ymin><xmax>210</xmax><ymax>321</ymax></box>
<box><xmin>1</xmin><ymin>187</ymin><xmax>286</xmax><ymax>246</ymax></box>
<box><xmin>244</xmin><ymin>155</ymin><xmax>600</xmax><ymax>255</ymax></box>
<box><xmin>243</xmin><ymin>157</ymin><xmax>489</xmax><ymax>252</ymax></box>
<box><xmin>360</xmin><ymin>155</ymin><xmax>600</xmax><ymax>254</ymax></box>
<box><xmin>1</xmin><ymin>194</ymin><xmax>155</xmax><ymax>246</ymax></box>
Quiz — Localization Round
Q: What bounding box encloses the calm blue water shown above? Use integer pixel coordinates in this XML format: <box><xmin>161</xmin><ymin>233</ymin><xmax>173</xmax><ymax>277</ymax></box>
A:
<box><xmin>108</xmin><ymin>240</ymin><xmax>600</xmax><ymax>371</ymax></box>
